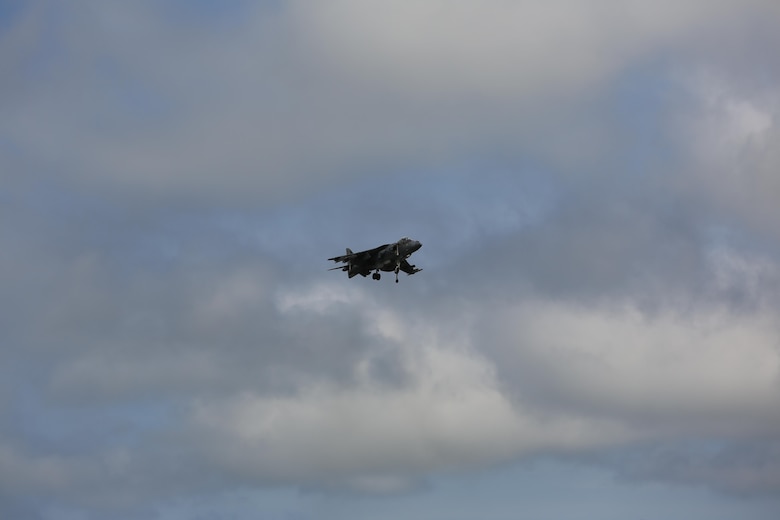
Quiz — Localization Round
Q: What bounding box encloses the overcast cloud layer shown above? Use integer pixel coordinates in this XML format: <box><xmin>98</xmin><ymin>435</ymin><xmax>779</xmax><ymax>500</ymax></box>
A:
<box><xmin>2</xmin><ymin>1</ymin><xmax>780</xmax><ymax>518</ymax></box>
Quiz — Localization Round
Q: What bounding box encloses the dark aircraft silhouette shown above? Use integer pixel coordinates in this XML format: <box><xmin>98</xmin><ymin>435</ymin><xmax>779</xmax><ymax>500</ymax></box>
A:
<box><xmin>328</xmin><ymin>237</ymin><xmax>422</xmax><ymax>283</ymax></box>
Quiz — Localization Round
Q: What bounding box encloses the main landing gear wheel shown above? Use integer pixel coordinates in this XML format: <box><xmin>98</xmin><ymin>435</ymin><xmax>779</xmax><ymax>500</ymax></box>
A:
<box><xmin>394</xmin><ymin>244</ymin><xmax>401</xmax><ymax>283</ymax></box>
<box><xmin>372</xmin><ymin>272</ymin><xmax>381</xmax><ymax>280</ymax></box>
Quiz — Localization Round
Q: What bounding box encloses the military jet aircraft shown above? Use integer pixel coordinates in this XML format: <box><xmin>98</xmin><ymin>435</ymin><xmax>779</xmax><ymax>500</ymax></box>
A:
<box><xmin>328</xmin><ymin>237</ymin><xmax>422</xmax><ymax>283</ymax></box>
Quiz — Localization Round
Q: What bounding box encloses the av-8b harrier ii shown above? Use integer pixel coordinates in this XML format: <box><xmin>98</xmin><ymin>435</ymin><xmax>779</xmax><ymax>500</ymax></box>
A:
<box><xmin>328</xmin><ymin>237</ymin><xmax>422</xmax><ymax>283</ymax></box>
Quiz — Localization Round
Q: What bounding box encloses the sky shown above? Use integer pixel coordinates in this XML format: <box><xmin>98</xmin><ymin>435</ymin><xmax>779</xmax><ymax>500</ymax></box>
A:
<box><xmin>2</xmin><ymin>1</ymin><xmax>780</xmax><ymax>518</ymax></box>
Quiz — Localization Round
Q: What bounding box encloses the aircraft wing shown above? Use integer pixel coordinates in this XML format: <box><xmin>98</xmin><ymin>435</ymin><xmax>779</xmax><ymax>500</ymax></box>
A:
<box><xmin>399</xmin><ymin>259</ymin><xmax>422</xmax><ymax>275</ymax></box>
<box><xmin>327</xmin><ymin>252</ymin><xmax>357</xmax><ymax>263</ymax></box>
<box><xmin>328</xmin><ymin>244</ymin><xmax>388</xmax><ymax>264</ymax></box>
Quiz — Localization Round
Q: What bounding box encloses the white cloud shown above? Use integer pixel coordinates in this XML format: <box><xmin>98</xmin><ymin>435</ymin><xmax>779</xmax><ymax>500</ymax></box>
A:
<box><xmin>180</xmin><ymin>294</ymin><xmax>780</xmax><ymax>491</ymax></box>
<box><xmin>675</xmin><ymin>69</ymin><xmax>780</xmax><ymax>236</ymax></box>
<box><xmin>188</xmin><ymin>338</ymin><xmax>629</xmax><ymax>491</ymax></box>
<box><xmin>5</xmin><ymin>0</ymin><xmax>777</xmax><ymax>203</ymax></box>
<box><xmin>275</xmin><ymin>281</ymin><xmax>366</xmax><ymax>314</ymax></box>
<box><xmin>292</xmin><ymin>0</ymin><xmax>757</xmax><ymax>99</ymax></box>
<box><xmin>485</xmin><ymin>299</ymin><xmax>780</xmax><ymax>437</ymax></box>
<box><xmin>6</xmin><ymin>249</ymin><xmax>780</xmax><ymax>502</ymax></box>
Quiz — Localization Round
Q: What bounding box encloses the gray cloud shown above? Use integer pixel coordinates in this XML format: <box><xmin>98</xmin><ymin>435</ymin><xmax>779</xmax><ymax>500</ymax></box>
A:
<box><xmin>601</xmin><ymin>440</ymin><xmax>780</xmax><ymax>498</ymax></box>
<box><xmin>2</xmin><ymin>0</ymin><xmax>780</xmax><ymax>517</ymax></box>
<box><xmin>3</xmin><ymin>1</ymin><xmax>776</xmax><ymax>203</ymax></box>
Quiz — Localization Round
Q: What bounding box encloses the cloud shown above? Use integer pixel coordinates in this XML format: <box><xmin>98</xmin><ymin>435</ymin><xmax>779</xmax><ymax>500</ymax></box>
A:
<box><xmin>293</xmin><ymin>0</ymin><xmax>762</xmax><ymax>97</ymax></box>
<box><xmin>483</xmin><ymin>300</ymin><xmax>780</xmax><ymax>427</ymax></box>
<box><xmin>673</xmin><ymin>69</ymin><xmax>780</xmax><ymax>238</ymax></box>
<box><xmin>3</xmin><ymin>0</ymin><xmax>780</xmax><ymax>517</ymax></box>
<box><xmin>20</xmin><ymin>271</ymin><xmax>779</xmax><ymax>500</ymax></box>
<box><xmin>3</xmin><ymin>0</ymin><xmax>776</xmax><ymax>204</ymax></box>
<box><xmin>604</xmin><ymin>440</ymin><xmax>780</xmax><ymax>498</ymax></box>
<box><xmin>174</xmin><ymin>289</ymin><xmax>778</xmax><ymax>493</ymax></box>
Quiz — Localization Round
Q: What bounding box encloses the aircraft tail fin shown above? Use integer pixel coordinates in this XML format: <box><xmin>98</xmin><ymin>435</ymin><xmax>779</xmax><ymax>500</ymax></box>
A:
<box><xmin>346</xmin><ymin>248</ymin><xmax>353</xmax><ymax>255</ymax></box>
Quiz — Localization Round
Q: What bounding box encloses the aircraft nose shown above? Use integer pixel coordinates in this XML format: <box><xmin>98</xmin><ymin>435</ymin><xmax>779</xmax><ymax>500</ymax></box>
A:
<box><xmin>413</xmin><ymin>240</ymin><xmax>422</xmax><ymax>251</ymax></box>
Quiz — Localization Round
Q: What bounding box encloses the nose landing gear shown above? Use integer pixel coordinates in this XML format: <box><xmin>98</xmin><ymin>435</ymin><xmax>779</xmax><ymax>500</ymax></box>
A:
<box><xmin>372</xmin><ymin>271</ymin><xmax>381</xmax><ymax>280</ymax></box>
